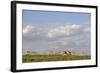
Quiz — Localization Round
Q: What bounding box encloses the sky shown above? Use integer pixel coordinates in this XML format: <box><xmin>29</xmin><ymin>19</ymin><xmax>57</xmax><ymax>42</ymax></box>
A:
<box><xmin>22</xmin><ymin>10</ymin><xmax>91</xmax><ymax>55</ymax></box>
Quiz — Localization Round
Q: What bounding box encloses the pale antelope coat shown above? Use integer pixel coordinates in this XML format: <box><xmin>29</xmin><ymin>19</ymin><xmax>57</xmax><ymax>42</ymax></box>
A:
<box><xmin>63</xmin><ymin>51</ymin><xmax>72</xmax><ymax>55</ymax></box>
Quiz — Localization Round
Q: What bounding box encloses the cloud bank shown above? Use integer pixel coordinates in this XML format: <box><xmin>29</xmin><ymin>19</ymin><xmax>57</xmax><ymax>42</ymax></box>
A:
<box><xmin>23</xmin><ymin>24</ymin><xmax>91</xmax><ymax>55</ymax></box>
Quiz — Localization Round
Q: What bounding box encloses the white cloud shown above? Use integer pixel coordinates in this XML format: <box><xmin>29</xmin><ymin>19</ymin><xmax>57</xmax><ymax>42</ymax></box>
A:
<box><xmin>71</xmin><ymin>24</ymin><xmax>80</xmax><ymax>29</ymax></box>
<box><xmin>23</xmin><ymin>25</ymin><xmax>50</xmax><ymax>41</ymax></box>
<box><xmin>83</xmin><ymin>27</ymin><xmax>90</xmax><ymax>32</ymax></box>
<box><xmin>47</xmin><ymin>24</ymin><xmax>81</xmax><ymax>38</ymax></box>
<box><xmin>23</xmin><ymin>25</ymin><xmax>34</xmax><ymax>35</ymax></box>
<box><xmin>23</xmin><ymin>24</ymin><xmax>90</xmax><ymax>40</ymax></box>
<box><xmin>23</xmin><ymin>25</ymin><xmax>46</xmax><ymax>37</ymax></box>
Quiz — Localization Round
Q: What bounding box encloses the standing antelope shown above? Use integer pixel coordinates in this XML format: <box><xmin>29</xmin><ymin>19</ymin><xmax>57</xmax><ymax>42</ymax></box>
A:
<box><xmin>63</xmin><ymin>51</ymin><xmax>72</xmax><ymax>56</ymax></box>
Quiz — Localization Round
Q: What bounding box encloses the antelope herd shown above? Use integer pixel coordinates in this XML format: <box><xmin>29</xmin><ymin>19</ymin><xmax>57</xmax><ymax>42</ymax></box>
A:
<box><xmin>63</xmin><ymin>51</ymin><xmax>72</xmax><ymax>55</ymax></box>
<box><xmin>26</xmin><ymin>50</ymin><xmax>73</xmax><ymax>56</ymax></box>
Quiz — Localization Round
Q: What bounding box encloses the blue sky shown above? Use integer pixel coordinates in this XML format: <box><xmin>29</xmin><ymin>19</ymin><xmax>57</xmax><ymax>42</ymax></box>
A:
<box><xmin>22</xmin><ymin>10</ymin><xmax>91</xmax><ymax>55</ymax></box>
<box><xmin>22</xmin><ymin>10</ymin><xmax>90</xmax><ymax>26</ymax></box>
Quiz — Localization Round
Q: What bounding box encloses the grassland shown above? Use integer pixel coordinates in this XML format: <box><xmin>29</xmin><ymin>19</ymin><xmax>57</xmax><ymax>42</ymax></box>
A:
<box><xmin>22</xmin><ymin>54</ymin><xmax>91</xmax><ymax>63</ymax></box>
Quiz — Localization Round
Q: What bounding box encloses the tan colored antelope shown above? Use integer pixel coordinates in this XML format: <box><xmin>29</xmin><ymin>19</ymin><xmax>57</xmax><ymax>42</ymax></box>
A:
<box><xmin>63</xmin><ymin>51</ymin><xmax>72</xmax><ymax>56</ymax></box>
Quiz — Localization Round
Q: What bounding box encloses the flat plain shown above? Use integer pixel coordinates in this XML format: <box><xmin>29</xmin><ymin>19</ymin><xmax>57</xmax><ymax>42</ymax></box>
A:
<box><xmin>22</xmin><ymin>54</ymin><xmax>91</xmax><ymax>63</ymax></box>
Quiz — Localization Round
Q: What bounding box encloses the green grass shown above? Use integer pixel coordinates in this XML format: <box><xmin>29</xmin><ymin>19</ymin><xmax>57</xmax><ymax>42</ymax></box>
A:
<box><xmin>22</xmin><ymin>54</ymin><xmax>91</xmax><ymax>63</ymax></box>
